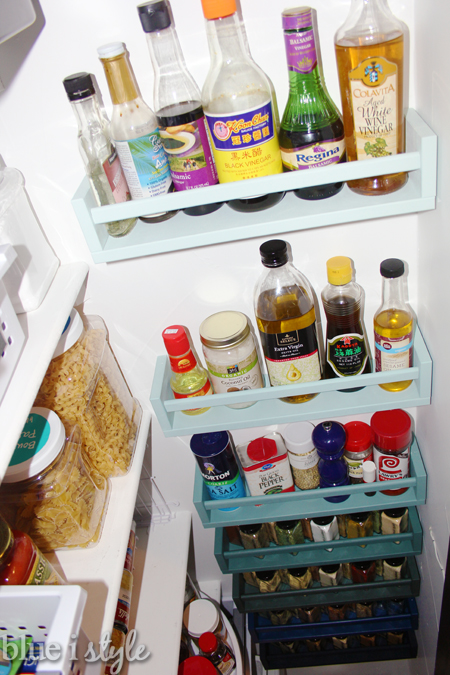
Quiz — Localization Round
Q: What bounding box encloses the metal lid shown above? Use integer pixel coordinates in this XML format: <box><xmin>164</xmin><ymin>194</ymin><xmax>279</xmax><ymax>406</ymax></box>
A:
<box><xmin>199</xmin><ymin>311</ymin><xmax>249</xmax><ymax>349</ymax></box>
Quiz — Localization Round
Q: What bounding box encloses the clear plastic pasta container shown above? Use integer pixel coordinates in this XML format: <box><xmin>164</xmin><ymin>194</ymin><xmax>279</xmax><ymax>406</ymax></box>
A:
<box><xmin>0</xmin><ymin>407</ymin><xmax>109</xmax><ymax>552</ymax></box>
<box><xmin>34</xmin><ymin>309</ymin><xmax>142</xmax><ymax>478</ymax></box>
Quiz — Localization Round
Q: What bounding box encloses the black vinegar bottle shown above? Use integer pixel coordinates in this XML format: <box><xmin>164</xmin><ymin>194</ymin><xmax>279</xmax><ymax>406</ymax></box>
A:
<box><xmin>321</xmin><ymin>256</ymin><xmax>371</xmax><ymax>391</ymax></box>
<box><xmin>254</xmin><ymin>240</ymin><xmax>322</xmax><ymax>404</ymax></box>
<box><xmin>279</xmin><ymin>7</ymin><xmax>346</xmax><ymax>200</ymax></box>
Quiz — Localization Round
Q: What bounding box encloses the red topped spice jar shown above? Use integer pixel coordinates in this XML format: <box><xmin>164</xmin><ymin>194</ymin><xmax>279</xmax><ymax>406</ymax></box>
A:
<box><xmin>370</xmin><ymin>409</ymin><xmax>412</xmax><ymax>495</ymax></box>
<box><xmin>343</xmin><ymin>421</ymin><xmax>373</xmax><ymax>484</ymax></box>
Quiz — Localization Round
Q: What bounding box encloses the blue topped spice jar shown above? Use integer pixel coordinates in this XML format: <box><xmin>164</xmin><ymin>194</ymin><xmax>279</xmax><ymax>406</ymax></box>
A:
<box><xmin>312</xmin><ymin>421</ymin><xmax>350</xmax><ymax>502</ymax></box>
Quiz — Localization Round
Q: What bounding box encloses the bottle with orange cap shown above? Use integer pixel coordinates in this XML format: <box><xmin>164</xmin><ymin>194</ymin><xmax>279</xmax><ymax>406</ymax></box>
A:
<box><xmin>199</xmin><ymin>0</ymin><xmax>285</xmax><ymax>213</ymax></box>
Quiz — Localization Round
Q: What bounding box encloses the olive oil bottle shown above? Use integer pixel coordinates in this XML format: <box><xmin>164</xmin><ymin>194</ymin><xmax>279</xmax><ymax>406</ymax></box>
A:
<box><xmin>254</xmin><ymin>240</ymin><xmax>322</xmax><ymax>403</ymax></box>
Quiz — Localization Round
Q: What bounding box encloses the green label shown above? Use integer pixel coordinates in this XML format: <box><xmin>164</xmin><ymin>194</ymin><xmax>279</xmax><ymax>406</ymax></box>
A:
<box><xmin>10</xmin><ymin>413</ymin><xmax>50</xmax><ymax>466</ymax></box>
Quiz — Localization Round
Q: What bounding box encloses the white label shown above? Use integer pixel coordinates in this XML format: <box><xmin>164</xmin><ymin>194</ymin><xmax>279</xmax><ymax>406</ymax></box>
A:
<box><xmin>311</xmin><ymin>519</ymin><xmax>339</xmax><ymax>552</ymax></box>
<box><xmin>288</xmin><ymin>448</ymin><xmax>319</xmax><ymax>470</ymax></box>
<box><xmin>243</xmin><ymin>455</ymin><xmax>294</xmax><ymax>496</ymax></box>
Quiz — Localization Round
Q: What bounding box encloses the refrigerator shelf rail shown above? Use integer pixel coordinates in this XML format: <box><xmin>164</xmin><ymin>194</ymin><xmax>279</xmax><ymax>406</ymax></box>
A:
<box><xmin>194</xmin><ymin>438</ymin><xmax>426</xmax><ymax>527</ymax></box>
<box><xmin>214</xmin><ymin>507</ymin><xmax>423</xmax><ymax>574</ymax></box>
<box><xmin>70</xmin><ymin>109</ymin><xmax>437</xmax><ymax>263</ymax></box>
<box><xmin>248</xmin><ymin>597</ymin><xmax>419</xmax><ymax>642</ymax></box>
<box><xmin>258</xmin><ymin>628</ymin><xmax>418</xmax><ymax>669</ymax></box>
<box><xmin>232</xmin><ymin>556</ymin><xmax>421</xmax><ymax>613</ymax></box>
<box><xmin>150</xmin><ymin>325</ymin><xmax>432</xmax><ymax>437</ymax></box>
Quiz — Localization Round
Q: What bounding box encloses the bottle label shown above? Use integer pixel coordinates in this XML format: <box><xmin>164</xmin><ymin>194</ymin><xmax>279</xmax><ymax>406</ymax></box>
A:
<box><xmin>159</xmin><ymin>115</ymin><xmax>218</xmax><ymax>190</ymax></box>
<box><xmin>169</xmin><ymin>349</ymin><xmax>198</xmax><ymax>373</ymax></box>
<box><xmin>311</xmin><ymin>518</ymin><xmax>339</xmax><ymax>542</ymax></box>
<box><xmin>281</xmin><ymin>137</ymin><xmax>345</xmax><ymax>171</ymax></box>
<box><xmin>259</xmin><ymin>325</ymin><xmax>321</xmax><ymax>386</ymax></box>
<box><xmin>326</xmin><ymin>332</ymin><xmax>368</xmax><ymax>377</ymax></box>
<box><xmin>284</xmin><ymin>27</ymin><xmax>317</xmax><ymax>74</ymax></box>
<box><xmin>172</xmin><ymin>379</ymin><xmax>212</xmax><ymax>412</ymax></box>
<box><xmin>374</xmin><ymin>330</ymin><xmax>413</xmax><ymax>372</ymax></box>
<box><xmin>348</xmin><ymin>56</ymin><xmax>398</xmax><ymax>160</ymax></box>
<box><xmin>27</xmin><ymin>547</ymin><xmax>64</xmax><ymax>585</ymax></box>
<box><xmin>288</xmin><ymin>448</ymin><xmax>319</xmax><ymax>470</ymax></box>
<box><xmin>373</xmin><ymin>447</ymin><xmax>410</xmax><ymax>483</ymax></box>
<box><xmin>216</xmin><ymin>649</ymin><xmax>236</xmax><ymax>675</ymax></box>
<box><xmin>115</xmin><ymin>130</ymin><xmax>172</xmax><ymax>199</ymax></box>
<box><xmin>205</xmin><ymin>350</ymin><xmax>263</xmax><ymax>394</ymax></box>
<box><xmin>102</xmin><ymin>147</ymin><xmax>131</xmax><ymax>203</ymax></box>
<box><xmin>243</xmin><ymin>455</ymin><xmax>294</xmax><ymax>496</ymax></box>
<box><xmin>204</xmin><ymin>471</ymin><xmax>246</xmax><ymax>501</ymax></box>
<box><xmin>344</xmin><ymin>453</ymin><xmax>373</xmax><ymax>479</ymax></box>
<box><xmin>204</xmin><ymin>100</ymin><xmax>282</xmax><ymax>182</ymax></box>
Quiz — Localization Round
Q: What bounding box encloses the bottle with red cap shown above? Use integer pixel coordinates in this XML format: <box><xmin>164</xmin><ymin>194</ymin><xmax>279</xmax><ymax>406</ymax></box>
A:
<box><xmin>178</xmin><ymin>655</ymin><xmax>218</xmax><ymax>675</ymax></box>
<box><xmin>370</xmin><ymin>409</ymin><xmax>412</xmax><ymax>495</ymax></box>
<box><xmin>343</xmin><ymin>421</ymin><xmax>373</xmax><ymax>484</ymax></box>
<box><xmin>199</xmin><ymin>631</ymin><xmax>236</xmax><ymax>674</ymax></box>
<box><xmin>162</xmin><ymin>325</ymin><xmax>212</xmax><ymax>415</ymax></box>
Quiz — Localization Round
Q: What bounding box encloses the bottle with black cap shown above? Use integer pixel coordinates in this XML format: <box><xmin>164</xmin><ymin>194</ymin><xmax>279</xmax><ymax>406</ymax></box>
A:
<box><xmin>254</xmin><ymin>239</ymin><xmax>322</xmax><ymax>403</ymax></box>
<box><xmin>62</xmin><ymin>72</ymin><xmax>136</xmax><ymax>237</ymax></box>
<box><xmin>137</xmin><ymin>0</ymin><xmax>222</xmax><ymax>216</ymax></box>
<box><xmin>374</xmin><ymin>258</ymin><xmax>414</xmax><ymax>391</ymax></box>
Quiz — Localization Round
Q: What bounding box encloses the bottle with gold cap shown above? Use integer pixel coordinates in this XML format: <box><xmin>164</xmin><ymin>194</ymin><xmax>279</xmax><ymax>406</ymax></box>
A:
<box><xmin>199</xmin><ymin>0</ymin><xmax>285</xmax><ymax>213</ymax></box>
<box><xmin>97</xmin><ymin>41</ymin><xmax>174</xmax><ymax>222</ymax></box>
<box><xmin>321</xmin><ymin>256</ymin><xmax>371</xmax><ymax>387</ymax></box>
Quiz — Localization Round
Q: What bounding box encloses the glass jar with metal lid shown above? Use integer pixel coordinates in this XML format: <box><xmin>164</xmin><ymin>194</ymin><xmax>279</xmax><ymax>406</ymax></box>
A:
<box><xmin>199</xmin><ymin>311</ymin><xmax>263</xmax><ymax>409</ymax></box>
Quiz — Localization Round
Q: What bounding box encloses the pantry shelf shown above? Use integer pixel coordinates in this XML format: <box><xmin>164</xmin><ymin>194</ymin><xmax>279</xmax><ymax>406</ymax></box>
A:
<box><xmin>214</xmin><ymin>507</ymin><xmax>423</xmax><ymax>574</ymax></box>
<box><xmin>0</xmin><ymin>261</ymin><xmax>88</xmax><ymax>481</ymax></box>
<box><xmin>194</xmin><ymin>438</ymin><xmax>426</xmax><ymax>528</ymax></box>
<box><xmin>150</xmin><ymin>326</ymin><xmax>432</xmax><ymax>437</ymax></box>
<box><xmin>71</xmin><ymin>109</ymin><xmax>437</xmax><ymax>263</ymax></box>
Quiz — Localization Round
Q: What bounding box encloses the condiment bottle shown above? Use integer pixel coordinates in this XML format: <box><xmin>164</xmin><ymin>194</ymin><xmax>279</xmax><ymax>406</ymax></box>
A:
<box><xmin>268</xmin><ymin>609</ymin><xmax>293</xmax><ymax>626</ymax></box>
<box><xmin>383</xmin><ymin>557</ymin><xmax>406</xmax><ymax>580</ymax></box>
<box><xmin>137</xmin><ymin>0</ymin><xmax>221</xmax><ymax>216</ymax></box>
<box><xmin>319</xmin><ymin>564</ymin><xmax>343</xmax><ymax>587</ymax></box>
<box><xmin>178</xmin><ymin>656</ymin><xmax>218</xmax><ymax>675</ymax></box>
<box><xmin>283</xmin><ymin>421</ymin><xmax>320</xmax><ymax>491</ymax></box>
<box><xmin>97</xmin><ymin>41</ymin><xmax>174</xmax><ymax>222</ymax></box>
<box><xmin>190</xmin><ymin>431</ymin><xmax>245</xmax><ymax>509</ymax></box>
<box><xmin>285</xmin><ymin>567</ymin><xmax>312</xmax><ymax>590</ymax></box>
<box><xmin>334</xmin><ymin>0</ymin><xmax>408</xmax><ymax>195</ymax></box>
<box><xmin>238</xmin><ymin>523</ymin><xmax>269</xmax><ymax>558</ymax></box>
<box><xmin>199</xmin><ymin>311</ymin><xmax>263</xmax><ymax>408</ymax></box>
<box><xmin>236</xmin><ymin>433</ymin><xmax>295</xmax><ymax>496</ymax></box>
<box><xmin>371</xmin><ymin>409</ymin><xmax>412</xmax><ymax>495</ymax></box>
<box><xmin>198</xmin><ymin>632</ymin><xmax>235</xmax><ymax>675</ymax></box>
<box><xmin>381</xmin><ymin>507</ymin><xmax>409</xmax><ymax>535</ymax></box>
<box><xmin>312</xmin><ymin>421</ymin><xmax>350</xmax><ymax>502</ymax></box>
<box><xmin>386</xmin><ymin>598</ymin><xmax>405</xmax><ymax>615</ymax></box>
<box><xmin>162</xmin><ymin>325</ymin><xmax>212</xmax><ymax>415</ymax></box>
<box><xmin>356</xmin><ymin>601</ymin><xmax>373</xmax><ymax>618</ymax></box>
<box><xmin>254</xmin><ymin>240</ymin><xmax>322</xmax><ymax>403</ymax></box>
<box><xmin>200</xmin><ymin>0</ymin><xmax>285</xmax><ymax>213</ymax></box>
<box><xmin>327</xmin><ymin>604</ymin><xmax>346</xmax><ymax>621</ymax></box>
<box><xmin>310</xmin><ymin>516</ymin><xmax>339</xmax><ymax>551</ymax></box>
<box><xmin>374</xmin><ymin>259</ymin><xmax>414</xmax><ymax>391</ymax></box>
<box><xmin>279</xmin><ymin>7</ymin><xmax>345</xmax><ymax>200</ymax></box>
<box><xmin>350</xmin><ymin>560</ymin><xmax>376</xmax><ymax>583</ymax></box>
<box><xmin>254</xmin><ymin>569</ymin><xmax>282</xmax><ymax>593</ymax></box>
<box><xmin>0</xmin><ymin>515</ymin><xmax>65</xmax><ymax>585</ymax></box>
<box><xmin>346</xmin><ymin>512</ymin><xmax>374</xmax><ymax>542</ymax></box>
<box><xmin>273</xmin><ymin>520</ymin><xmax>304</xmax><ymax>547</ymax></box>
<box><xmin>322</xmin><ymin>257</ymin><xmax>371</xmax><ymax>389</ymax></box>
<box><xmin>296</xmin><ymin>605</ymin><xmax>321</xmax><ymax>623</ymax></box>
<box><xmin>343</xmin><ymin>421</ymin><xmax>373</xmax><ymax>484</ymax></box>
<box><xmin>63</xmin><ymin>72</ymin><xmax>136</xmax><ymax>238</ymax></box>
<box><xmin>332</xmin><ymin>635</ymin><xmax>349</xmax><ymax>649</ymax></box>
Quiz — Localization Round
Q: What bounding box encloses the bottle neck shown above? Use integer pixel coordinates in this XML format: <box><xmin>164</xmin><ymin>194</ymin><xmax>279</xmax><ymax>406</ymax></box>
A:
<box><xmin>145</xmin><ymin>26</ymin><xmax>200</xmax><ymax>113</ymax></box>
<box><xmin>70</xmin><ymin>95</ymin><xmax>103</xmax><ymax>132</ymax></box>
<box><xmin>100</xmin><ymin>52</ymin><xmax>140</xmax><ymax>105</ymax></box>
<box><xmin>380</xmin><ymin>275</ymin><xmax>406</xmax><ymax>310</ymax></box>
<box><xmin>283</xmin><ymin>21</ymin><xmax>326</xmax><ymax>93</ymax></box>
<box><xmin>205</xmin><ymin>13</ymin><xmax>250</xmax><ymax>67</ymax></box>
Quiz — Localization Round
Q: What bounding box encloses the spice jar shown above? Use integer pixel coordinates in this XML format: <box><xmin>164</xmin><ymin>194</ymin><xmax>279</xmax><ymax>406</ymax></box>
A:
<box><xmin>387</xmin><ymin>598</ymin><xmax>406</xmax><ymax>615</ymax></box>
<box><xmin>381</xmin><ymin>507</ymin><xmax>409</xmax><ymax>535</ymax></box>
<box><xmin>190</xmin><ymin>431</ymin><xmax>245</xmax><ymax>510</ymax></box>
<box><xmin>236</xmin><ymin>433</ymin><xmax>294</xmax><ymax>496</ymax></box>
<box><xmin>254</xmin><ymin>569</ymin><xmax>282</xmax><ymax>593</ymax></box>
<box><xmin>371</xmin><ymin>409</ymin><xmax>412</xmax><ymax>495</ymax></box>
<box><xmin>0</xmin><ymin>408</ymin><xmax>109</xmax><ymax>551</ymax></box>
<box><xmin>343</xmin><ymin>421</ymin><xmax>373</xmax><ymax>484</ymax></box>
<box><xmin>285</xmin><ymin>567</ymin><xmax>312</xmax><ymax>590</ymax></box>
<box><xmin>178</xmin><ymin>656</ymin><xmax>217</xmax><ymax>675</ymax></box>
<box><xmin>346</xmin><ymin>512</ymin><xmax>374</xmax><ymax>543</ymax></box>
<box><xmin>296</xmin><ymin>605</ymin><xmax>321</xmax><ymax>623</ymax></box>
<box><xmin>35</xmin><ymin>309</ymin><xmax>142</xmax><ymax>478</ymax></box>
<box><xmin>310</xmin><ymin>516</ymin><xmax>339</xmax><ymax>551</ymax></box>
<box><xmin>356</xmin><ymin>601</ymin><xmax>373</xmax><ymax>618</ymax></box>
<box><xmin>327</xmin><ymin>604</ymin><xmax>346</xmax><ymax>621</ymax></box>
<box><xmin>283</xmin><ymin>421</ymin><xmax>320</xmax><ymax>490</ymax></box>
<box><xmin>183</xmin><ymin>599</ymin><xmax>227</xmax><ymax>646</ymax></box>
<box><xmin>359</xmin><ymin>634</ymin><xmax>376</xmax><ymax>647</ymax></box>
<box><xmin>372</xmin><ymin>601</ymin><xmax>387</xmax><ymax>617</ymax></box>
<box><xmin>301</xmin><ymin>518</ymin><xmax>313</xmax><ymax>541</ymax></box>
<box><xmin>350</xmin><ymin>560</ymin><xmax>376</xmax><ymax>584</ymax></box>
<box><xmin>273</xmin><ymin>520</ymin><xmax>304</xmax><ymax>548</ymax></box>
<box><xmin>383</xmin><ymin>557</ymin><xmax>407</xmax><ymax>580</ymax></box>
<box><xmin>387</xmin><ymin>631</ymin><xmax>404</xmax><ymax>645</ymax></box>
<box><xmin>332</xmin><ymin>636</ymin><xmax>349</xmax><ymax>649</ymax></box>
<box><xmin>319</xmin><ymin>564</ymin><xmax>343</xmax><ymax>587</ymax></box>
<box><xmin>342</xmin><ymin>562</ymin><xmax>352</xmax><ymax>580</ymax></box>
<box><xmin>199</xmin><ymin>311</ymin><xmax>263</xmax><ymax>409</ymax></box>
<box><xmin>306</xmin><ymin>638</ymin><xmax>323</xmax><ymax>652</ymax></box>
<box><xmin>276</xmin><ymin>640</ymin><xmax>299</xmax><ymax>654</ymax></box>
<box><xmin>238</xmin><ymin>523</ymin><xmax>269</xmax><ymax>557</ymax></box>
<box><xmin>312</xmin><ymin>421</ymin><xmax>350</xmax><ymax>502</ymax></box>
<box><xmin>268</xmin><ymin>609</ymin><xmax>293</xmax><ymax>625</ymax></box>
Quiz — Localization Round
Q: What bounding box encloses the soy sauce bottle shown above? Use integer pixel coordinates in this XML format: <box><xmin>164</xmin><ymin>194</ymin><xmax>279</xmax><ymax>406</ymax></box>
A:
<box><xmin>321</xmin><ymin>256</ymin><xmax>371</xmax><ymax>391</ymax></box>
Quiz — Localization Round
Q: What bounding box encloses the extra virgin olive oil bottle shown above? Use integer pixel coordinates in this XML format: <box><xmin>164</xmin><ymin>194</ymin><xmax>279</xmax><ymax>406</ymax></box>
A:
<box><xmin>254</xmin><ymin>240</ymin><xmax>322</xmax><ymax>403</ymax></box>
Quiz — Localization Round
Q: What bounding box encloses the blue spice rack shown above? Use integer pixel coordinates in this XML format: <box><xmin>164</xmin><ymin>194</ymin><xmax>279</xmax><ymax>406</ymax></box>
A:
<box><xmin>150</xmin><ymin>326</ymin><xmax>432</xmax><ymax>437</ymax></box>
<box><xmin>214</xmin><ymin>507</ymin><xmax>423</xmax><ymax>574</ymax></box>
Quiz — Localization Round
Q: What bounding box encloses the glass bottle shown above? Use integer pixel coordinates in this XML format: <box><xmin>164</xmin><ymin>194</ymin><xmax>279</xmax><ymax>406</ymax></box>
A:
<box><xmin>200</xmin><ymin>0</ymin><xmax>285</xmax><ymax>213</ymax></box>
<box><xmin>374</xmin><ymin>258</ymin><xmax>414</xmax><ymax>391</ymax></box>
<box><xmin>137</xmin><ymin>0</ymin><xmax>222</xmax><ymax>217</ymax></box>
<box><xmin>198</xmin><ymin>632</ymin><xmax>236</xmax><ymax>675</ymax></box>
<box><xmin>62</xmin><ymin>72</ymin><xmax>137</xmax><ymax>238</ymax></box>
<box><xmin>279</xmin><ymin>7</ymin><xmax>346</xmax><ymax>200</ymax></box>
<box><xmin>321</xmin><ymin>256</ymin><xmax>371</xmax><ymax>390</ymax></box>
<box><xmin>334</xmin><ymin>0</ymin><xmax>408</xmax><ymax>195</ymax></box>
<box><xmin>97</xmin><ymin>41</ymin><xmax>175</xmax><ymax>223</ymax></box>
<box><xmin>162</xmin><ymin>325</ymin><xmax>212</xmax><ymax>415</ymax></box>
<box><xmin>312</xmin><ymin>420</ymin><xmax>350</xmax><ymax>502</ymax></box>
<box><xmin>254</xmin><ymin>239</ymin><xmax>322</xmax><ymax>403</ymax></box>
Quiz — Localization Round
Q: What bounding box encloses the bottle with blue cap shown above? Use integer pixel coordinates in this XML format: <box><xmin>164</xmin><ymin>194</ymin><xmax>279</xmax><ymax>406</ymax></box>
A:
<box><xmin>312</xmin><ymin>420</ymin><xmax>350</xmax><ymax>502</ymax></box>
<box><xmin>190</xmin><ymin>431</ymin><xmax>245</xmax><ymax>511</ymax></box>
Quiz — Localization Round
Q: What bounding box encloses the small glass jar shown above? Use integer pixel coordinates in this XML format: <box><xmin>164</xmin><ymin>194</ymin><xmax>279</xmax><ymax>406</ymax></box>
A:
<box><xmin>387</xmin><ymin>631</ymin><xmax>404</xmax><ymax>645</ymax></box>
<box><xmin>254</xmin><ymin>569</ymin><xmax>282</xmax><ymax>593</ymax></box>
<box><xmin>372</xmin><ymin>601</ymin><xmax>387</xmax><ymax>617</ymax></box>
<box><xmin>301</xmin><ymin>518</ymin><xmax>313</xmax><ymax>541</ymax></box>
<box><xmin>238</xmin><ymin>523</ymin><xmax>270</xmax><ymax>556</ymax></box>
<box><xmin>182</xmin><ymin>599</ymin><xmax>227</xmax><ymax>647</ymax></box>
<box><xmin>371</xmin><ymin>409</ymin><xmax>412</xmax><ymax>495</ymax></box>
<box><xmin>319</xmin><ymin>564</ymin><xmax>343</xmax><ymax>587</ymax></box>
<box><xmin>285</xmin><ymin>567</ymin><xmax>312</xmax><ymax>590</ymax></box>
<box><xmin>296</xmin><ymin>605</ymin><xmax>321</xmax><ymax>623</ymax></box>
<box><xmin>342</xmin><ymin>562</ymin><xmax>352</xmax><ymax>579</ymax></box>
<box><xmin>346</xmin><ymin>512</ymin><xmax>374</xmax><ymax>543</ymax></box>
<box><xmin>383</xmin><ymin>557</ymin><xmax>407</xmax><ymax>580</ymax></box>
<box><xmin>381</xmin><ymin>507</ymin><xmax>409</xmax><ymax>535</ymax></box>
<box><xmin>332</xmin><ymin>635</ymin><xmax>349</xmax><ymax>649</ymax></box>
<box><xmin>268</xmin><ymin>609</ymin><xmax>293</xmax><ymax>625</ymax></box>
<box><xmin>199</xmin><ymin>311</ymin><xmax>263</xmax><ymax>409</ymax></box>
<box><xmin>276</xmin><ymin>640</ymin><xmax>299</xmax><ymax>654</ymax></box>
<box><xmin>310</xmin><ymin>516</ymin><xmax>339</xmax><ymax>551</ymax></box>
<box><xmin>283</xmin><ymin>421</ymin><xmax>320</xmax><ymax>490</ymax></box>
<box><xmin>343</xmin><ymin>421</ymin><xmax>373</xmax><ymax>484</ymax></box>
<box><xmin>351</xmin><ymin>560</ymin><xmax>376</xmax><ymax>584</ymax></box>
<box><xmin>306</xmin><ymin>638</ymin><xmax>323</xmax><ymax>652</ymax></box>
<box><xmin>273</xmin><ymin>520</ymin><xmax>304</xmax><ymax>547</ymax></box>
<box><xmin>386</xmin><ymin>598</ymin><xmax>406</xmax><ymax>615</ymax></box>
<box><xmin>359</xmin><ymin>634</ymin><xmax>376</xmax><ymax>647</ymax></box>
<box><xmin>327</xmin><ymin>604</ymin><xmax>346</xmax><ymax>621</ymax></box>
<box><xmin>356</xmin><ymin>601</ymin><xmax>373</xmax><ymax>618</ymax></box>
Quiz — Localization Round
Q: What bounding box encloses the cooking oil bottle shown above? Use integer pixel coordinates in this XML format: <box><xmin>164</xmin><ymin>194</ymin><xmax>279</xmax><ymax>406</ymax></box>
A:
<box><xmin>254</xmin><ymin>240</ymin><xmax>322</xmax><ymax>403</ymax></box>
<box><xmin>374</xmin><ymin>258</ymin><xmax>414</xmax><ymax>391</ymax></box>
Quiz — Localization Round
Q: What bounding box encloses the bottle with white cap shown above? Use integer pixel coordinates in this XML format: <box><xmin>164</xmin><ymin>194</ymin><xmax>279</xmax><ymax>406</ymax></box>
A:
<box><xmin>283</xmin><ymin>421</ymin><xmax>320</xmax><ymax>490</ymax></box>
<box><xmin>97</xmin><ymin>41</ymin><xmax>174</xmax><ymax>222</ymax></box>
